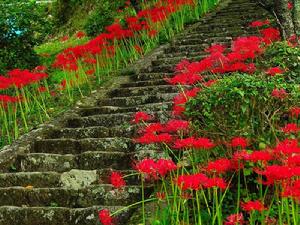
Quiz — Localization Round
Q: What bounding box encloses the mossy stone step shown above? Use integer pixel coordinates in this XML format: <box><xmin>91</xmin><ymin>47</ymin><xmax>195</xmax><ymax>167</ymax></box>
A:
<box><xmin>109</xmin><ymin>85</ymin><xmax>181</xmax><ymax>98</ymax></box>
<box><xmin>76</xmin><ymin>101</ymin><xmax>172</xmax><ymax>116</ymax></box>
<box><xmin>97</xmin><ymin>93</ymin><xmax>177</xmax><ymax>107</ymax></box>
<box><xmin>0</xmin><ymin>185</ymin><xmax>143</xmax><ymax>207</ymax></box>
<box><xmin>130</xmin><ymin>72</ymin><xmax>173</xmax><ymax>81</ymax></box>
<box><xmin>121</xmin><ymin>78</ymin><xmax>167</xmax><ymax>87</ymax></box>
<box><xmin>0</xmin><ymin>169</ymin><xmax>139</xmax><ymax>188</ymax></box>
<box><xmin>32</xmin><ymin>138</ymin><xmax>133</xmax><ymax>154</ymax></box>
<box><xmin>16</xmin><ymin>151</ymin><xmax>133</xmax><ymax>172</ymax></box>
<box><xmin>0</xmin><ymin>205</ymin><xmax>129</xmax><ymax>225</ymax></box>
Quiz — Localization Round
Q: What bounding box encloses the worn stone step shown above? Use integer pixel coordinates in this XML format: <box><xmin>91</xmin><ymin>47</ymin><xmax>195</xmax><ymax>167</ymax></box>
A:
<box><xmin>0</xmin><ymin>205</ymin><xmax>130</xmax><ymax>225</ymax></box>
<box><xmin>97</xmin><ymin>93</ymin><xmax>177</xmax><ymax>107</ymax></box>
<box><xmin>0</xmin><ymin>169</ymin><xmax>138</xmax><ymax>188</ymax></box>
<box><xmin>65</xmin><ymin>113</ymin><xmax>132</xmax><ymax>128</ymax></box>
<box><xmin>16</xmin><ymin>152</ymin><xmax>132</xmax><ymax>172</ymax></box>
<box><xmin>131</xmin><ymin>72</ymin><xmax>173</xmax><ymax>81</ymax></box>
<box><xmin>151</xmin><ymin>56</ymin><xmax>205</xmax><ymax>67</ymax></box>
<box><xmin>172</xmin><ymin>36</ymin><xmax>233</xmax><ymax>46</ymax></box>
<box><xmin>122</xmin><ymin>78</ymin><xmax>167</xmax><ymax>87</ymax></box>
<box><xmin>0</xmin><ymin>185</ymin><xmax>143</xmax><ymax>207</ymax></box>
<box><xmin>76</xmin><ymin>101</ymin><xmax>172</xmax><ymax>116</ymax></box>
<box><xmin>32</xmin><ymin>138</ymin><xmax>133</xmax><ymax>154</ymax></box>
<box><xmin>109</xmin><ymin>85</ymin><xmax>181</xmax><ymax>97</ymax></box>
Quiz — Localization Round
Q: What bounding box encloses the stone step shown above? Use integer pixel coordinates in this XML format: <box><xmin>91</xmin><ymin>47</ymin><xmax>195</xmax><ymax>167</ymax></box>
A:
<box><xmin>76</xmin><ymin>101</ymin><xmax>173</xmax><ymax>116</ymax></box>
<box><xmin>131</xmin><ymin>72</ymin><xmax>174</xmax><ymax>81</ymax></box>
<box><xmin>109</xmin><ymin>85</ymin><xmax>181</xmax><ymax>97</ymax></box>
<box><xmin>0</xmin><ymin>169</ymin><xmax>138</xmax><ymax>188</ymax></box>
<box><xmin>65</xmin><ymin>110</ymin><xmax>171</xmax><ymax>128</ymax></box>
<box><xmin>16</xmin><ymin>152</ymin><xmax>132</xmax><ymax>172</ymax></box>
<box><xmin>97</xmin><ymin>93</ymin><xmax>177</xmax><ymax>107</ymax></box>
<box><xmin>171</xmin><ymin>36</ymin><xmax>234</xmax><ymax>46</ymax></box>
<box><xmin>122</xmin><ymin>78</ymin><xmax>167</xmax><ymax>87</ymax></box>
<box><xmin>151</xmin><ymin>56</ymin><xmax>205</xmax><ymax>67</ymax></box>
<box><xmin>0</xmin><ymin>205</ymin><xmax>130</xmax><ymax>225</ymax></box>
<box><xmin>32</xmin><ymin>138</ymin><xmax>134</xmax><ymax>154</ymax></box>
<box><xmin>0</xmin><ymin>185</ymin><xmax>143</xmax><ymax>207</ymax></box>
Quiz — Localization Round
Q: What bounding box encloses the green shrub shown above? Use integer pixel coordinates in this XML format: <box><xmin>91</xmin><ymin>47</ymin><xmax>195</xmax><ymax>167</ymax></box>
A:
<box><xmin>185</xmin><ymin>74</ymin><xmax>300</xmax><ymax>143</ymax></box>
<box><xmin>260</xmin><ymin>41</ymin><xmax>300</xmax><ymax>82</ymax></box>
<box><xmin>84</xmin><ymin>1</ymin><xmax>125</xmax><ymax>37</ymax></box>
<box><xmin>0</xmin><ymin>0</ymin><xmax>52</xmax><ymax>73</ymax></box>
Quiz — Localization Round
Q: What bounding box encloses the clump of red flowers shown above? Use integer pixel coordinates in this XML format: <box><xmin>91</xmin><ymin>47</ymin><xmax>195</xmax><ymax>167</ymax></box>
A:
<box><xmin>98</xmin><ymin>209</ymin><xmax>114</xmax><ymax>225</ymax></box>
<box><xmin>110</xmin><ymin>171</ymin><xmax>126</xmax><ymax>189</ymax></box>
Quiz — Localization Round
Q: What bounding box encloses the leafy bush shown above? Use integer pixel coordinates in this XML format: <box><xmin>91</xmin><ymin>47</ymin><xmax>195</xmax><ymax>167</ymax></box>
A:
<box><xmin>260</xmin><ymin>41</ymin><xmax>300</xmax><ymax>82</ymax></box>
<box><xmin>0</xmin><ymin>0</ymin><xmax>52</xmax><ymax>73</ymax></box>
<box><xmin>185</xmin><ymin>74</ymin><xmax>300</xmax><ymax>143</ymax></box>
<box><xmin>84</xmin><ymin>1</ymin><xmax>125</xmax><ymax>37</ymax></box>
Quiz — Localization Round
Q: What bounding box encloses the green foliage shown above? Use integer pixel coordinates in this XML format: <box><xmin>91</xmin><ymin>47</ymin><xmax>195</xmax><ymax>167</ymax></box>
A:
<box><xmin>84</xmin><ymin>1</ymin><xmax>124</xmax><ymax>37</ymax></box>
<box><xmin>185</xmin><ymin>74</ymin><xmax>300</xmax><ymax>142</ymax></box>
<box><xmin>0</xmin><ymin>0</ymin><xmax>52</xmax><ymax>73</ymax></box>
<box><xmin>260</xmin><ymin>41</ymin><xmax>300</xmax><ymax>82</ymax></box>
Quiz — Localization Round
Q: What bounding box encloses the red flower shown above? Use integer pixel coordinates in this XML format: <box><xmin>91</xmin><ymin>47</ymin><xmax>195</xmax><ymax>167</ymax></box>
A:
<box><xmin>166</xmin><ymin>72</ymin><xmax>203</xmax><ymax>85</ymax></box>
<box><xmin>204</xmin><ymin>177</ymin><xmax>227</xmax><ymax>189</ymax></box>
<box><xmin>173</xmin><ymin>137</ymin><xmax>214</xmax><ymax>150</ymax></box>
<box><xmin>98</xmin><ymin>209</ymin><xmax>114</xmax><ymax>225</ymax></box>
<box><xmin>156</xmin><ymin>192</ymin><xmax>166</xmax><ymax>200</ymax></box>
<box><xmin>75</xmin><ymin>31</ymin><xmax>86</xmax><ymax>39</ymax></box>
<box><xmin>135</xmin><ymin>132</ymin><xmax>172</xmax><ymax>144</ymax></box>
<box><xmin>266</xmin><ymin>67</ymin><xmax>284</xmax><ymax>76</ymax></box>
<box><xmin>60</xmin><ymin>35</ymin><xmax>69</xmax><ymax>42</ymax></box>
<box><xmin>176</xmin><ymin>173</ymin><xmax>208</xmax><ymax>190</ymax></box>
<box><xmin>247</xmin><ymin>151</ymin><xmax>273</xmax><ymax>162</ymax></box>
<box><xmin>288</xmin><ymin>2</ymin><xmax>293</xmax><ymax>10</ymax></box>
<box><xmin>205</xmin><ymin>44</ymin><xmax>226</xmax><ymax>54</ymax></box>
<box><xmin>249</xmin><ymin>20</ymin><xmax>270</xmax><ymax>28</ymax></box>
<box><xmin>271</xmin><ymin>88</ymin><xmax>288</xmax><ymax>99</ymax></box>
<box><xmin>163</xmin><ymin>119</ymin><xmax>189</xmax><ymax>133</ymax></box>
<box><xmin>148</xmin><ymin>29</ymin><xmax>158</xmax><ymax>38</ymax></box>
<box><xmin>206</xmin><ymin>158</ymin><xmax>235</xmax><ymax>174</ymax></box>
<box><xmin>290</xmin><ymin>106</ymin><xmax>300</xmax><ymax>118</ymax></box>
<box><xmin>110</xmin><ymin>171</ymin><xmax>126</xmax><ymax>189</ymax></box>
<box><xmin>260</xmin><ymin>27</ymin><xmax>281</xmax><ymax>44</ymax></box>
<box><xmin>225</xmin><ymin>213</ymin><xmax>244</xmax><ymax>225</ymax></box>
<box><xmin>281</xmin><ymin>123</ymin><xmax>300</xmax><ymax>134</ymax></box>
<box><xmin>132</xmin><ymin>111</ymin><xmax>152</xmax><ymax>123</ymax></box>
<box><xmin>241</xmin><ymin>200</ymin><xmax>266</xmax><ymax>212</ymax></box>
<box><xmin>273</xmin><ymin>138</ymin><xmax>300</xmax><ymax>155</ymax></box>
<box><xmin>134</xmin><ymin>45</ymin><xmax>143</xmax><ymax>54</ymax></box>
<box><xmin>38</xmin><ymin>86</ymin><xmax>47</xmax><ymax>93</ymax></box>
<box><xmin>230</xmin><ymin>137</ymin><xmax>248</xmax><ymax>148</ymax></box>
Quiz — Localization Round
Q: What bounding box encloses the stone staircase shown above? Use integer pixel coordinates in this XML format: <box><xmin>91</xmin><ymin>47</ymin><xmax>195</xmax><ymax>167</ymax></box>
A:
<box><xmin>0</xmin><ymin>0</ymin><xmax>270</xmax><ymax>224</ymax></box>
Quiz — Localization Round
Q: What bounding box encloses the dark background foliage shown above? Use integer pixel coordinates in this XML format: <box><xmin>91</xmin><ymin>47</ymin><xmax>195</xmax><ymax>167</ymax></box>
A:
<box><xmin>0</xmin><ymin>0</ymin><xmax>52</xmax><ymax>74</ymax></box>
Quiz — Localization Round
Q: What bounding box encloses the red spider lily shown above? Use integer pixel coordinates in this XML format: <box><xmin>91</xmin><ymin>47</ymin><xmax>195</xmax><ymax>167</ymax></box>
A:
<box><xmin>156</xmin><ymin>192</ymin><xmax>166</xmax><ymax>200</ymax></box>
<box><xmin>98</xmin><ymin>209</ymin><xmax>114</xmax><ymax>225</ymax></box>
<box><xmin>132</xmin><ymin>111</ymin><xmax>152</xmax><ymax>123</ymax></box>
<box><xmin>289</xmin><ymin>106</ymin><xmax>300</xmax><ymax>118</ymax></box>
<box><xmin>0</xmin><ymin>76</ymin><xmax>12</xmax><ymax>90</ymax></box>
<box><xmin>148</xmin><ymin>29</ymin><xmax>158</xmax><ymax>38</ymax></box>
<box><xmin>249</xmin><ymin>20</ymin><xmax>270</xmax><ymax>28</ymax></box>
<box><xmin>34</xmin><ymin>65</ymin><xmax>47</xmax><ymax>72</ymax></box>
<box><xmin>271</xmin><ymin>88</ymin><xmax>288</xmax><ymax>99</ymax></box>
<box><xmin>141</xmin><ymin>123</ymin><xmax>164</xmax><ymax>134</ymax></box>
<box><xmin>110</xmin><ymin>171</ymin><xmax>126</xmax><ymax>189</ymax></box>
<box><xmin>60</xmin><ymin>35</ymin><xmax>69</xmax><ymax>42</ymax></box>
<box><xmin>241</xmin><ymin>200</ymin><xmax>266</xmax><ymax>212</ymax></box>
<box><xmin>85</xmin><ymin>69</ymin><xmax>95</xmax><ymax>76</ymax></box>
<box><xmin>260</xmin><ymin>27</ymin><xmax>281</xmax><ymax>44</ymax></box>
<box><xmin>173</xmin><ymin>137</ymin><xmax>215</xmax><ymax>150</ymax></box>
<box><xmin>166</xmin><ymin>72</ymin><xmax>203</xmax><ymax>85</ymax></box>
<box><xmin>286</xmin><ymin>155</ymin><xmax>300</xmax><ymax>167</ymax></box>
<box><xmin>204</xmin><ymin>177</ymin><xmax>227</xmax><ymax>189</ymax></box>
<box><xmin>205</xmin><ymin>44</ymin><xmax>227</xmax><ymax>54</ymax></box>
<box><xmin>273</xmin><ymin>138</ymin><xmax>300</xmax><ymax>155</ymax></box>
<box><xmin>281</xmin><ymin>123</ymin><xmax>300</xmax><ymax>134</ymax></box>
<box><xmin>255</xmin><ymin>165</ymin><xmax>294</xmax><ymax>185</ymax></box>
<box><xmin>7</xmin><ymin>69</ymin><xmax>48</xmax><ymax>89</ymax></box>
<box><xmin>83</xmin><ymin>58</ymin><xmax>97</xmax><ymax>65</ymax></box>
<box><xmin>247</xmin><ymin>150</ymin><xmax>273</xmax><ymax>163</ymax></box>
<box><xmin>224</xmin><ymin>213</ymin><xmax>244</xmax><ymax>225</ymax></box>
<box><xmin>0</xmin><ymin>95</ymin><xmax>19</xmax><ymax>104</ymax></box>
<box><xmin>230</xmin><ymin>137</ymin><xmax>248</xmax><ymax>149</ymax></box>
<box><xmin>288</xmin><ymin>2</ymin><xmax>293</xmax><ymax>10</ymax></box>
<box><xmin>163</xmin><ymin>119</ymin><xmax>189</xmax><ymax>133</ymax></box>
<box><xmin>175</xmin><ymin>59</ymin><xmax>191</xmax><ymax>73</ymax></box>
<box><xmin>176</xmin><ymin>173</ymin><xmax>209</xmax><ymax>190</ymax></box>
<box><xmin>282</xmin><ymin>180</ymin><xmax>300</xmax><ymax>200</ymax></box>
<box><xmin>172</xmin><ymin>87</ymin><xmax>201</xmax><ymax>116</ymax></box>
<box><xmin>38</xmin><ymin>86</ymin><xmax>47</xmax><ymax>93</ymax></box>
<box><xmin>134</xmin><ymin>158</ymin><xmax>177</xmax><ymax>180</ymax></box>
<box><xmin>206</xmin><ymin>158</ymin><xmax>236</xmax><ymax>174</ymax></box>
<box><xmin>266</xmin><ymin>67</ymin><xmax>284</xmax><ymax>76</ymax></box>
<box><xmin>134</xmin><ymin>45</ymin><xmax>143</xmax><ymax>54</ymax></box>
<box><xmin>134</xmin><ymin>132</ymin><xmax>172</xmax><ymax>144</ymax></box>
<box><xmin>75</xmin><ymin>31</ymin><xmax>86</xmax><ymax>39</ymax></box>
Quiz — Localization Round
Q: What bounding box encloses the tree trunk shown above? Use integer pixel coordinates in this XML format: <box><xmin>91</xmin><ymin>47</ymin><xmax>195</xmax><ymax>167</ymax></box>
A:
<box><xmin>293</xmin><ymin>0</ymin><xmax>300</xmax><ymax>36</ymax></box>
<box><xmin>274</xmin><ymin>0</ymin><xmax>295</xmax><ymax>39</ymax></box>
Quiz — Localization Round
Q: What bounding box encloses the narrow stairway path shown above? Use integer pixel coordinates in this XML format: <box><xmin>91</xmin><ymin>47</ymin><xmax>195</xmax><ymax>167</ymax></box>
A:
<box><xmin>0</xmin><ymin>0</ymin><xmax>270</xmax><ymax>224</ymax></box>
